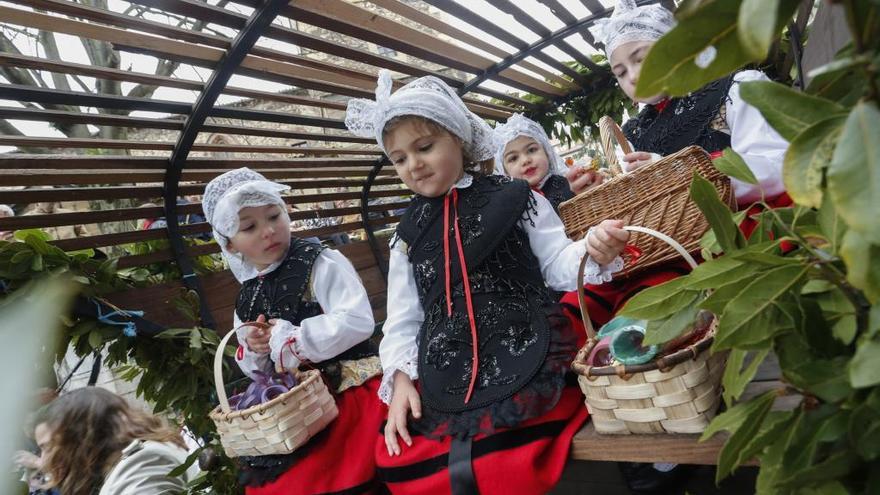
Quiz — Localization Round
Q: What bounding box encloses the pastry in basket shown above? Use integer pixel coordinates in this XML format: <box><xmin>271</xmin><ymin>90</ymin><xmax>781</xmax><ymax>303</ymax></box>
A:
<box><xmin>203</xmin><ymin>168</ymin><xmax>384</xmax><ymax>495</ymax></box>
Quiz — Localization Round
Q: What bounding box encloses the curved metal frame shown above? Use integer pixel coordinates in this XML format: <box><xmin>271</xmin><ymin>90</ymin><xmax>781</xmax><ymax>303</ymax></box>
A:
<box><xmin>163</xmin><ymin>0</ymin><xmax>291</xmax><ymax>329</ymax></box>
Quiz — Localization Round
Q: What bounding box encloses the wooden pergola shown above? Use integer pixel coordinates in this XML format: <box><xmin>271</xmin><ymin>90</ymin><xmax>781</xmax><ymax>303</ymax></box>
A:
<box><xmin>1</xmin><ymin>0</ymin><xmax>674</xmax><ymax>330</ymax></box>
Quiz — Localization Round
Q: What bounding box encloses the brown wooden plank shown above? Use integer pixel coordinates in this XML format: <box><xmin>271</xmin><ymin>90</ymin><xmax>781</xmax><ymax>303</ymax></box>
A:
<box><xmin>0</xmin><ymin>52</ymin><xmax>349</xmax><ymax>112</ymax></box>
<box><xmin>286</xmin><ymin>0</ymin><xmax>566</xmax><ymax>97</ymax></box>
<box><xmin>368</xmin><ymin>0</ymin><xmax>574</xmax><ymax>90</ymax></box>
<box><xmin>0</xmin><ymin>136</ymin><xmax>382</xmax><ymax>155</ymax></box>
<box><xmin>0</xmin><ymin>155</ymin><xmax>383</xmax><ymax>170</ymax></box>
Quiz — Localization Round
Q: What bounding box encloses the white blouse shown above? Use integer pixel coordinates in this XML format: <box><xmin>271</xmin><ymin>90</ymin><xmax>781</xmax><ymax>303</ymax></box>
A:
<box><xmin>377</xmin><ymin>175</ymin><xmax>623</xmax><ymax>404</ymax></box>
<box><xmin>621</xmin><ymin>70</ymin><xmax>788</xmax><ymax>204</ymax></box>
<box><xmin>233</xmin><ymin>247</ymin><xmax>375</xmax><ymax>378</ymax></box>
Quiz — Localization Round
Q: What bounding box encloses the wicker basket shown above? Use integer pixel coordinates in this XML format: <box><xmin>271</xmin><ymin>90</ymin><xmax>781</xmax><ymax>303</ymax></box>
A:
<box><xmin>571</xmin><ymin>226</ymin><xmax>727</xmax><ymax>435</ymax></box>
<box><xmin>209</xmin><ymin>324</ymin><xmax>338</xmax><ymax>457</ymax></box>
<box><xmin>558</xmin><ymin>116</ymin><xmax>735</xmax><ymax>276</ymax></box>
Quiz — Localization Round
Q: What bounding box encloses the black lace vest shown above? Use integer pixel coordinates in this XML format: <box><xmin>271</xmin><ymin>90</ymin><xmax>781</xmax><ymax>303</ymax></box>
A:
<box><xmin>396</xmin><ymin>174</ymin><xmax>554</xmax><ymax>414</ymax></box>
<box><xmin>235</xmin><ymin>237</ymin><xmax>376</xmax><ymax>387</ymax></box>
<box><xmin>622</xmin><ymin>75</ymin><xmax>735</xmax><ymax>156</ymax></box>
<box><xmin>540</xmin><ymin>174</ymin><xmax>574</xmax><ymax>213</ymax></box>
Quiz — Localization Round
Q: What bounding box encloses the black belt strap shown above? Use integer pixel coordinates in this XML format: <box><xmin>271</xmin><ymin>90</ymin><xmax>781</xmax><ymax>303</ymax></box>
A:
<box><xmin>449</xmin><ymin>436</ymin><xmax>478</xmax><ymax>495</ymax></box>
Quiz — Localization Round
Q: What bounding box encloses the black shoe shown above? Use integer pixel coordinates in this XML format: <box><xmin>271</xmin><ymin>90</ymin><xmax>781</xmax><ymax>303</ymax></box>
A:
<box><xmin>618</xmin><ymin>462</ymin><xmax>695</xmax><ymax>494</ymax></box>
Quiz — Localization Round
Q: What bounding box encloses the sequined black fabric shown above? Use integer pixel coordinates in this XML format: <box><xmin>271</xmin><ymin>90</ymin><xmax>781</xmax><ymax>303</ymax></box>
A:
<box><xmin>540</xmin><ymin>174</ymin><xmax>574</xmax><ymax>213</ymax></box>
<box><xmin>622</xmin><ymin>75</ymin><xmax>735</xmax><ymax>156</ymax></box>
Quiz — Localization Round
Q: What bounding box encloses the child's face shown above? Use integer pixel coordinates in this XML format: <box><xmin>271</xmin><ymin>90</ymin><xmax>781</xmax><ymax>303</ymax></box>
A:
<box><xmin>610</xmin><ymin>40</ymin><xmax>665</xmax><ymax>105</ymax></box>
<box><xmin>384</xmin><ymin>119</ymin><xmax>465</xmax><ymax>198</ymax></box>
<box><xmin>227</xmin><ymin>204</ymin><xmax>290</xmax><ymax>270</ymax></box>
<box><xmin>502</xmin><ymin>136</ymin><xmax>550</xmax><ymax>187</ymax></box>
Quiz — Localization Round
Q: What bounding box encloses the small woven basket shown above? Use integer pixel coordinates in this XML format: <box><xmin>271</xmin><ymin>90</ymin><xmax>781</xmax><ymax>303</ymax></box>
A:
<box><xmin>571</xmin><ymin>226</ymin><xmax>727</xmax><ymax>435</ymax></box>
<box><xmin>558</xmin><ymin>116</ymin><xmax>735</xmax><ymax>276</ymax></box>
<box><xmin>209</xmin><ymin>324</ymin><xmax>338</xmax><ymax>457</ymax></box>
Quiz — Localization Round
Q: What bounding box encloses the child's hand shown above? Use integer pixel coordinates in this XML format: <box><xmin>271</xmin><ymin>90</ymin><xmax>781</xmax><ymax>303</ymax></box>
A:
<box><xmin>622</xmin><ymin>151</ymin><xmax>655</xmax><ymax>171</ymax></box>
<box><xmin>587</xmin><ymin>220</ymin><xmax>630</xmax><ymax>265</ymax></box>
<box><xmin>245</xmin><ymin>314</ymin><xmax>270</xmax><ymax>354</ymax></box>
<box><xmin>565</xmin><ymin>166</ymin><xmax>604</xmax><ymax>195</ymax></box>
<box><xmin>384</xmin><ymin>371</ymin><xmax>421</xmax><ymax>456</ymax></box>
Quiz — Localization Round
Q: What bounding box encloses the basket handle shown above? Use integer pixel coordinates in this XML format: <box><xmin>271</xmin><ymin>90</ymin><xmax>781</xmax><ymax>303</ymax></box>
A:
<box><xmin>213</xmin><ymin>321</ymin><xmax>271</xmax><ymax>414</ymax></box>
<box><xmin>598</xmin><ymin>116</ymin><xmax>633</xmax><ymax>177</ymax></box>
<box><xmin>576</xmin><ymin>225</ymin><xmax>699</xmax><ymax>341</ymax></box>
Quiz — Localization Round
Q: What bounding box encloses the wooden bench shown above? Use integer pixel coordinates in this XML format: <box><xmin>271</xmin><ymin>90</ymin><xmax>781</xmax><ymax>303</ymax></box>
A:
<box><xmin>570</xmin><ymin>355</ymin><xmax>797</xmax><ymax>466</ymax></box>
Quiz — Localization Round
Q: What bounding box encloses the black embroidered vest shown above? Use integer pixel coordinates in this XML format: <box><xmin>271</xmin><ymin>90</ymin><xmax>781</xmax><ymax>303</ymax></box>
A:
<box><xmin>235</xmin><ymin>237</ymin><xmax>376</xmax><ymax>388</ymax></box>
<box><xmin>622</xmin><ymin>75</ymin><xmax>735</xmax><ymax>156</ymax></box>
<box><xmin>396</xmin><ymin>174</ymin><xmax>554</xmax><ymax>413</ymax></box>
<box><xmin>540</xmin><ymin>174</ymin><xmax>574</xmax><ymax>213</ymax></box>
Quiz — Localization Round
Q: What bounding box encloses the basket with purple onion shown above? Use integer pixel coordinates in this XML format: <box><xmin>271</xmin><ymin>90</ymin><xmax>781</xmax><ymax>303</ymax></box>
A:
<box><xmin>209</xmin><ymin>321</ymin><xmax>338</xmax><ymax>457</ymax></box>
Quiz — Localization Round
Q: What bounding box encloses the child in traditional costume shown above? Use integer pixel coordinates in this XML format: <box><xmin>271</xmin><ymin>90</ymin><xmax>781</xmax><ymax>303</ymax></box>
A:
<box><xmin>345</xmin><ymin>70</ymin><xmax>629</xmax><ymax>494</ymax></box>
<box><xmin>492</xmin><ymin>113</ymin><xmax>598</xmax><ymax>213</ymax></box>
<box><xmin>202</xmin><ymin>168</ymin><xmax>384</xmax><ymax>495</ymax></box>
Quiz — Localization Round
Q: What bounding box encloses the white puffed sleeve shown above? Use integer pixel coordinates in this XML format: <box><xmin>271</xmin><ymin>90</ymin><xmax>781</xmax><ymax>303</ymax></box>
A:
<box><xmin>726</xmin><ymin>70</ymin><xmax>788</xmax><ymax>204</ymax></box>
<box><xmin>521</xmin><ymin>192</ymin><xmax>623</xmax><ymax>291</ymax></box>
<box><xmin>376</xmin><ymin>235</ymin><xmax>422</xmax><ymax>404</ymax></box>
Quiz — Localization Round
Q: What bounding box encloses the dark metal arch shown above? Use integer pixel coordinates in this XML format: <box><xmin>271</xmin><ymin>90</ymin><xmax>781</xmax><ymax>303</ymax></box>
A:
<box><xmin>162</xmin><ymin>0</ymin><xmax>292</xmax><ymax>329</ymax></box>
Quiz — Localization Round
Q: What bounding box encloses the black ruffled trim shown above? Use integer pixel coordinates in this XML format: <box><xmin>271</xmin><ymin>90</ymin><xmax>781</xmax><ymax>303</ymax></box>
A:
<box><xmin>411</xmin><ymin>307</ymin><xmax>576</xmax><ymax>440</ymax></box>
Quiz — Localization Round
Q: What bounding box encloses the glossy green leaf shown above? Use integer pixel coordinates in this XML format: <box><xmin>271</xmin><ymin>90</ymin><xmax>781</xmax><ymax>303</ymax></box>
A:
<box><xmin>737</xmin><ymin>0</ymin><xmax>800</xmax><ymax>59</ymax></box>
<box><xmin>722</xmin><ymin>348</ymin><xmax>770</xmax><ymax>407</ymax></box>
<box><xmin>840</xmin><ymin>230</ymin><xmax>880</xmax><ymax>304</ymax></box>
<box><xmin>827</xmin><ymin>102</ymin><xmax>880</xmax><ymax>243</ymax></box>
<box><xmin>699</xmin><ymin>272</ymin><xmax>755</xmax><ymax>314</ymax></box>
<box><xmin>714</xmin><ymin>390</ymin><xmax>777</xmax><ymax>482</ymax></box>
<box><xmin>785</xmin><ymin>356</ymin><xmax>852</xmax><ymax>403</ymax></box>
<box><xmin>783</xmin><ymin>116</ymin><xmax>846</xmax><ymax>208</ymax></box>
<box><xmin>691</xmin><ymin>172</ymin><xmax>745</xmax><ymax>253</ymax></box>
<box><xmin>850</xmin><ymin>337</ymin><xmax>880</xmax><ymax>388</ymax></box>
<box><xmin>817</xmin><ymin>193</ymin><xmax>848</xmax><ymax>255</ymax></box>
<box><xmin>617</xmin><ymin>276</ymin><xmax>700</xmax><ymax>320</ymax></box>
<box><xmin>636</xmin><ymin>0</ymin><xmax>749</xmax><ymax>98</ymax></box>
<box><xmin>832</xmin><ymin>314</ymin><xmax>857</xmax><ymax>345</ymax></box>
<box><xmin>739</xmin><ymin>81</ymin><xmax>847</xmax><ymax>141</ymax></box>
<box><xmin>685</xmin><ymin>256</ymin><xmax>750</xmax><ymax>289</ymax></box>
<box><xmin>713</xmin><ymin>264</ymin><xmax>809</xmax><ymax>350</ymax></box>
<box><xmin>644</xmin><ymin>303</ymin><xmax>700</xmax><ymax>346</ymax></box>
<box><xmin>713</xmin><ymin>147</ymin><xmax>758</xmax><ymax>185</ymax></box>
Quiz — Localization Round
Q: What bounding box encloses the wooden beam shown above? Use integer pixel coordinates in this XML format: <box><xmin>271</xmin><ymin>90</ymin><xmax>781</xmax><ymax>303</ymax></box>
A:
<box><xmin>0</xmin><ymin>155</ymin><xmax>383</xmax><ymax>170</ymax></box>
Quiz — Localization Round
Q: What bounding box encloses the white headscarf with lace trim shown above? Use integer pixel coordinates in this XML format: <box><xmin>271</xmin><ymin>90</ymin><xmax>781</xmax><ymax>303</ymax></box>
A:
<box><xmin>492</xmin><ymin>113</ymin><xmax>566</xmax><ymax>180</ymax></box>
<box><xmin>590</xmin><ymin>0</ymin><xmax>676</xmax><ymax>61</ymax></box>
<box><xmin>202</xmin><ymin>167</ymin><xmax>290</xmax><ymax>282</ymax></box>
<box><xmin>345</xmin><ymin>69</ymin><xmax>495</xmax><ymax>164</ymax></box>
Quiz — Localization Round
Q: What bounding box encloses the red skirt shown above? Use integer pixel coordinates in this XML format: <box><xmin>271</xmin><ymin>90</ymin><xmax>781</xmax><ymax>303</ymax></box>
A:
<box><xmin>245</xmin><ymin>376</ymin><xmax>385</xmax><ymax>495</ymax></box>
<box><xmin>375</xmin><ymin>385</ymin><xmax>588</xmax><ymax>495</ymax></box>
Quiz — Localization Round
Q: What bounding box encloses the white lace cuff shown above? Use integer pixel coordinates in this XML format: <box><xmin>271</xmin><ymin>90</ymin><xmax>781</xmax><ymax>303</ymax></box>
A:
<box><xmin>378</xmin><ymin>360</ymin><xmax>419</xmax><ymax>405</ymax></box>
<box><xmin>583</xmin><ymin>227</ymin><xmax>625</xmax><ymax>284</ymax></box>
<box><xmin>268</xmin><ymin>319</ymin><xmax>302</xmax><ymax>372</ymax></box>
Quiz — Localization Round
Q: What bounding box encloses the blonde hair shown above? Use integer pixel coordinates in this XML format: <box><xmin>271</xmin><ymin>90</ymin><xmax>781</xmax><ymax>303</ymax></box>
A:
<box><xmin>382</xmin><ymin>115</ymin><xmax>494</xmax><ymax>175</ymax></box>
<box><xmin>41</xmin><ymin>388</ymin><xmax>185</xmax><ymax>495</ymax></box>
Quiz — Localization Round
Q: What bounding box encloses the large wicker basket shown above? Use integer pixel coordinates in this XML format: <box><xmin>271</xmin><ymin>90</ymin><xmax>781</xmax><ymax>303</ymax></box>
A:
<box><xmin>558</xmin><ymin>116</ymin><xmax>735</xmax><ymax>276</ymax></box>
<box><xmin>209</xmin><ymin>324</ymin><xmax>338</xmax><ymax>457</ymax></box>
<box><xmin>571</xmin><ymin>226</ymin><xmax>727</xmax><ymax>434</ymax></box>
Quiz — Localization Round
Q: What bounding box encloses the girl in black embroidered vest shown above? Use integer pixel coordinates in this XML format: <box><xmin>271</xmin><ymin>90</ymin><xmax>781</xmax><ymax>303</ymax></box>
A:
<box><xmin>202</xmin><ymin>168</ymin><xmax>385</xmax><ymax>495</ymax></box>
<box><xmin>345</xmin><ymin>71</ymin><xmax>630</xmax><ymax>494</ymax></box>
<box><xmin>493</xmin><ymin>114</ymin><xmax>596</xmax><ymax>213</ymax></box>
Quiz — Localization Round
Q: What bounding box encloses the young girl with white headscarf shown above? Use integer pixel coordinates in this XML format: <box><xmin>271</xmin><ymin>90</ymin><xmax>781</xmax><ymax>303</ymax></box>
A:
<box><xmin>202</xmin><ymin>168</ymin><xmax>384</xmax><ymax>495</ymax></box>
<box><xmin>346</xmin><ymin>70</ymin><xmax>628</xmax><ymax>494</ymax></box>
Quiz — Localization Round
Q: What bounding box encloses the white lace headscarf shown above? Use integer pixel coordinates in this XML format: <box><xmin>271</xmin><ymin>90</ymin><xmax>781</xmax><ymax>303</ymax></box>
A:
<box><xmin>345</xmin><ymin>69</ymin><xmax>495</xmax><ymax>165</ymax></box>
<box><xmin>590</xmin><ymin>0</ymin><xmax>676</xmax><ymax>61</ymax></box>
<box><xmin>202</xmin><ymin>167</ymin><xmax>290</xmax><ymax>282</ymax></box>
<box><xmin>492</xmin><ymin>113</ymin><xmax>566</xmax><ymax>182</ymax></box>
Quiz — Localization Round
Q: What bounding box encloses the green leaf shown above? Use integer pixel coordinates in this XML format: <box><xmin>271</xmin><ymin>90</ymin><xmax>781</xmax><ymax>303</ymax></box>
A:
<box><xmin>840</xmin><ymin>230</ymin><xmax>880</xmax><ymax>304</ymax></box>
<box><xmin>685</xmin><ymin>256</ymin><xmax>750</xmax><ymax>289</ymax></box>
<box><xmin>832</xmin><ymin>314</ymin><xmax>857</xmax><ymax>345</ymax></box>
<box><xmin>739</xmin><ymin>81</ymin><xmax>847</xmax><ymax>141</ymax></box>
<box><xmin>699</xmin><ymin>273</ymin><xmax>755</xmax><ymax>314</ymax></box>
<box><xmin>713</xmin><ymin>264</ymin><xmax>808</xmax><ymax>350</ymax></box>
<box><xmin>701</xmin><ymin>389</ymin><xmax>777</xmax><ymax>441</ymax></box>
<box><xmin>30</xmin><ymin>253</ymin><xmax>43</xmax><ymax>271</ymax></box>
<box><xmin>88</xmin><ymin>330</ymin><xmax>103</xmax><ymax>349</ymax></box>
<box><xmin>827</xmin><ymin>101</ymin><xmax>880</xmax><ymax>243</ymax></box>
<box><xmin>635</xmin><ymin>1</ymin><xmax>750</xmax><ymax>98</ymax></box>
<box><xmin>644</xmin><ymin>303</ymin><xmax>700</xmax><ymax>346</ymax></box>
<box><xmin>714</xmin><ymin>390</ymin><xmax>777</xmax><ymax>482</ymax></box>
<box><xmin>850</xmin><ymin>337</ymin><xmax>880</xmax><ymax>388</ymax></box>
<box><xmin>737</xmin><ymin>0</ymin><xmax>800</xmax><ymax>60</ymax></box>
<box><xmin>783</xmin><ymin>116</ymin><xmax>847</xmax><ymax>208</ymax></box>
<box><xmin>713</xmin><ymin>147</ymin><xmax>758</xmax><ymax>185</ymax></box>
<box><xmin>189</xmin><ymin>328</ymin><xmax>203</xmax><ymax>350</ymax></box>
<box><xmin>738</xmin><ymin>409</ymin><xmax>798</xmax><ymax>469</ymax></box>
<box><xmin>722</xmin><ymin>348</ymin><xmax>770</xmax><ymax>407</ymax></box>
<box><xmin>806</xmin><ymin>52</ymin><xmax>867</xmax><ymax>107</ymax></box>
<box><xmin>13</xmin><ymin>229</ymin><xmax>50</xmax><ymax>243</ymax></box>
<box><xmin>785</xmin><ymin>356</ymin><xmax>852</xmax><ymax>403</ymax></box>
<box><xmin>617</xmin><ymin>276</ymin><xmax>700</xmax><ymax>320</ymax></box>
<box><xmin>690</xmin><ymin>172</ymin><xmax>745</xmax><ymax>253</ymax></box>
<box><xmin>817</xmin><ymin>193</ymin><xmax>848</xmax><ymax>255</ymax></box>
